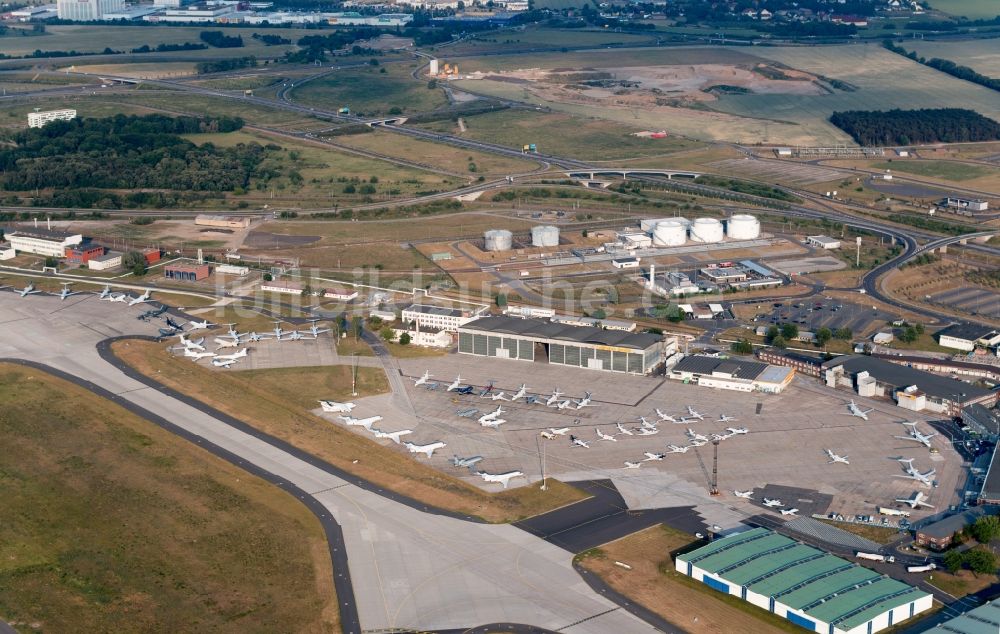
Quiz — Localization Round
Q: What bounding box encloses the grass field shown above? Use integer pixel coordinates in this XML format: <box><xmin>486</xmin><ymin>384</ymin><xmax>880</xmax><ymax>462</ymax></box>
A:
<box><xmin>579</xmin><ymin>525</ymin><xmax>800</xmax><ymax>634</ymax></box>
<box><xmin>112</xmin><ymin>339</ymin><xmax>587</xmax><ymax>522</ymax></box>
<box><xmin>182</xmin><ymin>129</ymin><xmax>461</xmax><ymax>207</ymax></box>
<box><xmin>419</xmin><ymin>109</ymin><xmax>701</xmax><ymax>161</ymax></box>
<box><xmin>0</xmin><ymin>25</ymin><xmax>318</xmax><ymax>58</ymax></box>
<box><xmin>292</xmin><ymin>64</ymin><xmax>447</xmax><ymax>117</ymax></box>
<box><xmin>256</xmin><ymin>213</ymin><xmax>538</xmax><ymax>243</ymax></box>
<box><xmin>0</xmin><ymin>364</ymin><xmax>337</xmax><ymax>632</ymax></box>
<box><xmin>226</xmin><ymin>365</ymin><xmax>389</xmax><ymax>407</ymax></box>
<box><xmin>930</xmin><ymin>0</ymin><xmax>1000</xmax><ymax>18</ymax></box>
<box><xmin>907</xmin><ymin>37</ymin><xmax>1000</xmax><ymax>76</ymax></box>
<box><xmin>71</xmin><ymin>62</ymin><xmax>198</xmax><ymax>79</ymax></box>
<box><xmin>871</xmin><ymin>160</ymin><xmax>994</xmax><ymax>182</ymax></box>
<box><xmin>926</xmin><ymin>569</ymin><xmax>998</xmax><ymax>598</ymax></box>
<box><xmin>193</xmin><ymin>75</ymin><xmax>285</xmax><ymax>90</ymax></box>
<box><xmin>334</xmin><ymin>129</ymin><xmax>542</xmax><ymax>176</ymax></box>
<box><xmin>457</xmin><ymin>45</ymin><xmax>762</xmax><ymax>73</ymax></box>
<box><xmin>458</xmin><ymin>27</ymin><xmax>658</xmax><ymax>51</ymax></box>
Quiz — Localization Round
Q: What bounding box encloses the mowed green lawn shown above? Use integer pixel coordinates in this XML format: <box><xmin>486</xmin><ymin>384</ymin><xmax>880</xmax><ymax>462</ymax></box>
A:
<box><xmin>0</xmin><ymin>364</ymin><xmax>337</xmax><ymax>632</ymax></box>
<box><xmin>872</xmin><ymin>160</ymin><xmax>994</xmax><ymax>182</ymax></box>
<box><xmin>291</xmin><ymin>64</ymin><xmax>447</xmax><ymax>117</ymax></box>
<box><xmin>0</xmin><ymin>24</ymin><xmax>318</xmax><ymax>58</ymax></box>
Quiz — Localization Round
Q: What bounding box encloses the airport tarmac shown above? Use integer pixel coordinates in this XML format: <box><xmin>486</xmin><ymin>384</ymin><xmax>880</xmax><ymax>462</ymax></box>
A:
<box><xmin>325</xmin><ymin>353</ymin><xmax>966</xmax><ymax>531</ymax></box>
<box><xmin>0</xmin><ymin>291</ymin><xmax>659</xmax><ymax>634</ymax></box>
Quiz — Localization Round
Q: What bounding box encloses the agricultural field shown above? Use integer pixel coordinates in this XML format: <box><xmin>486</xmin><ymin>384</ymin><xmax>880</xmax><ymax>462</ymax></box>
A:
<box><xmin>70</xmin><ymin>62</ymin><xmax>198</xmax><ymax>79</ymax></box>
<box><xmin>419</xmin><ymin>109</ymin><xmax>702</xmax><ymax>161</ymax></box>
<box><xmin>930</xmin><ymin>0</ymin><xmax>1000</xmax><ymax>18</ymax></box>
<box><xmin>0</xmin><ymin>364</ymin><xmax>336</xmax><ymax>633</ymax></box>
<box><xmin>454</xmin><ymin>44</ymin><xmax>1000</xmax><ymax>145</ymax></box>
<box><xmin>0</xmin><ymin>25</ymin><xmax>317</xmax><ymax>59</ymax></box>
<box><xmin>451</xmin><ymin>26</ymin><xmax>658</xmax><ymax>53</ymax></box>
<box><xmin>291</xmin><ymin>63</ymin><xmax>447</xmax><ymax>117</ymax></box>
<box><xmin>333</xmin><ymin>128</ymin><xmax>544</xmax><ymax>176</ymax></box>
<box><xmin>906</xmin><ymin>37</ymin><xmax>1000</xmax><ymax>76</ymax></box>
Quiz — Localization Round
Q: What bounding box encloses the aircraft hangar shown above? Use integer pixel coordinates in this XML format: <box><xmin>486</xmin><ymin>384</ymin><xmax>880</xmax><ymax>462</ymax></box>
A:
<box><xmin>675</xmin><ymin>528</ymin><xmax>932</xmax><ymax>634</ymax></box>
<box><xmin>456</xmin><ymin>316</ymin><xmax>669</xmax><ymax>375</ymax></box>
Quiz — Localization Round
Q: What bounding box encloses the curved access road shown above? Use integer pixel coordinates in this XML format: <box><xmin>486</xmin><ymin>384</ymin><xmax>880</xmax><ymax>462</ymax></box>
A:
<box><xmin>0</xmin><ymin>291</ymin><xmax>662</xmax><ymax>634</ymax></box>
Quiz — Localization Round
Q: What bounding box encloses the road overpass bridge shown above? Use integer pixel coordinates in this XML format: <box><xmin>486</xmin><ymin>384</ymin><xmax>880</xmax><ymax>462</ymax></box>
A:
<box><xmin>565</xmin><ymin>168</ymin><xmax>701</xmax><ymax>180</ymax></box>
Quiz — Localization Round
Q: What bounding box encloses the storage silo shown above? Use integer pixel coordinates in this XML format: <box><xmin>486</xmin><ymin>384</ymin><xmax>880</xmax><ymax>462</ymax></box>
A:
<box><xmin>531</xmin><ymin>225</ymin><xmax>559</xmax><ymax>247</ymax></box>
<box><xmin>726</xmin><ymin>214</ymin><xmax>760</xmax><ymax>240</ymax></box>
<box><xmin>652</xmin><ymin>220</ymin><xmax>687</xmax><ymax>246</ymax></box>
<box><xmin>484</xmin><ymin>229</ymin><xmax>513</xmax><ymax>251</ymax></box>
<box><xmin>689</xmin><ymin>218</ymin><xmax>724</xmax><ymax>243</ymax></box>
<box><xmin>429</xmin><ymin>59</ymin><xmax>439</xmax><ymax>75</ymax></box>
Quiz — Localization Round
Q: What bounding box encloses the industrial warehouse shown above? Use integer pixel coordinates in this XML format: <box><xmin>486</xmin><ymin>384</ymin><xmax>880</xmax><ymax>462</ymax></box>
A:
<box><xmin>457</xmin><ymin>315</ymin><xmax>668</xmax><ymax>374</ymax></box>
<box><xmin>675</xmin><ymin>528</ymin><xmax>933</xmax><ymax>634</ymax></box>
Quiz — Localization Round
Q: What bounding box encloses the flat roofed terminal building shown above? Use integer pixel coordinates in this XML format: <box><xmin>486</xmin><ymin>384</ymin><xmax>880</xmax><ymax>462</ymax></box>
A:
<box><xmin>676</xmin><ymin>527</ymin><xmax>932</xmax><ymax>634</ymax></box>
<box><xmin>457</xmin><ymin>316</ymin><xmax>669</xmax><ymax>374</ymax></box>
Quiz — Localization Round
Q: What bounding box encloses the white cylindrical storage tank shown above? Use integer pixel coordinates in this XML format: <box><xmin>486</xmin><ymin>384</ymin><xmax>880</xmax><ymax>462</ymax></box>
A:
<box><xmin>652</xmin><ymin>220</ymin><xmax>687</xmax><ymax>246</ymax></box>
<box><xmin>484</xmin><ymin>229</ymin><xmax>512</xmax><ymax>251</ymax></box>
<box><xmin>727</xmin><ymin>214</ymin><xmax>760</xmax><ymax>240</ymax></box>
<box><xmin>531</xmin><ymin>225</ymin><xmax>559</xmax><ymax>247</ymax></box>
<box><xmin>689</xmin><ymin>218</ymin><xmax>724</xmax><ymax>243</ymax></box>
<box><xmin>429</xmin><ymin>59</ymin><xmax>439</xmax><ymax>75</ymax></box>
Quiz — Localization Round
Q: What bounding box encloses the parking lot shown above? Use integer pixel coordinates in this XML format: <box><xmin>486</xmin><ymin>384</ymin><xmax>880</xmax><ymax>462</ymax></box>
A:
<box><xmin>929</xmin><ymin>287</ymin><xmax>1000</xmax><ymax>320</ymax></box>
<box><xmin>747</xmin><ymin>298</ymin><xmax>899</xmax><ymax>337</ymax></box>
<box><xmin>316</xmin><ymin>351</ymin><xmax>965</xmax><ymax>531</ymax></box>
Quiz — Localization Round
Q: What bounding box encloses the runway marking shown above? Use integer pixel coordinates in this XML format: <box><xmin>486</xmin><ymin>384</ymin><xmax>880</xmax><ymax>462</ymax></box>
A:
<box><xmin>558</xmin><ymin>606</ymin><xmax>620</xmax><ymax>631</ymax></box>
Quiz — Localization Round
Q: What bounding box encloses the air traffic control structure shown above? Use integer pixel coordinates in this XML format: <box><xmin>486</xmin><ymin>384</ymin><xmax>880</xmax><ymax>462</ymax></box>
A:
<box><xmin>675</xmin><ymin>528</ymin><xmax>932</xmax><ymax>634</ymax></box>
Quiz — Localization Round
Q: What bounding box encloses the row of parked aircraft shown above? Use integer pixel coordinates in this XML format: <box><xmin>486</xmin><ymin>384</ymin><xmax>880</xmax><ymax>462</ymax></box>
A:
<box><xmin>3</xmin><ymin>281</ymin><xmax>156</xmax><ymax>307</ymax></box>
<box><xmin>173</xmin><ymin>333</ymin><xmax>249</xmax><ymax>368</ymax></box>
<box><xmin>318</xmin><ymin>400</ymin><xmax>523</xmax><ymax>488</ymax></box>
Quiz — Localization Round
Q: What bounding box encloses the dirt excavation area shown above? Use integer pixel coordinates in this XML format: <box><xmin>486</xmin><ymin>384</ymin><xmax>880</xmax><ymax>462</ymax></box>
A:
<box><xmin>476</xmin><ymin>61</ymin><xmax>825</xmax><ymax>108</ymax></box>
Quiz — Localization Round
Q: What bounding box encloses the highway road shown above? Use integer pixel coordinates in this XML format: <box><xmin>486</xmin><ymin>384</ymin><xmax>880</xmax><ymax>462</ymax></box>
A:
<box><xmin>0</xmin><ymin>291</ymin><xmax>663</xmax><ymax>634</ymax></box>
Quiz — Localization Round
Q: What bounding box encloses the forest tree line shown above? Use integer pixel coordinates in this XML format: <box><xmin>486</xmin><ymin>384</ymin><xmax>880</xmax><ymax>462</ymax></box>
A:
<box><xmin>829</xmin><ymin>108</ymin><xmax>1000</xmax><ymax>146</ymax></box>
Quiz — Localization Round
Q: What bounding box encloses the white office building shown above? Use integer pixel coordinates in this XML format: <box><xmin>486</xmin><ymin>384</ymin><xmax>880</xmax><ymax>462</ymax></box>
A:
<box><xmin>7</xmin><ymin>228</ymin><xmax>83</xmax><ymax>257</ymax></box>
<box><xmin>27</xmin><ymin>109</ymin><xmax>77</xmax><ymax>128</ymax></box>
<box><xmin>57</xmin><ymin>0</ymin><xmax>123</xmax><ymax>20</ymax></box>
<box><xmin>88</xmin><ymin>251</ymin><xmax>122</xmax><ymax>271</ymax></box>
<box><xmin>401</xmin><ymin>303</ymin><xmax>487</xmax><ymax>332</ymax></box>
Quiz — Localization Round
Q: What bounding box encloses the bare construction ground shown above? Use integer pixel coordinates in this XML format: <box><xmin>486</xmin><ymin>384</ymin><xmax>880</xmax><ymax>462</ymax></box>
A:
<box><xmin>314</xmin><ymin>353</ymin><xmax>963</xmax><ymax>533</ymax></box>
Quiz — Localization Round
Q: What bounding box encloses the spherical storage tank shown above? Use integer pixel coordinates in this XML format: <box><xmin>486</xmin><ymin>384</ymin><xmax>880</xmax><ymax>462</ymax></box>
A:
<box><xmin>652</xmin><ymin>220</ymin><xmax>687</xmax><ymax>246</ymax></box>
<box><xmin>531</xmin><ymin>225</ymin><xmax>559</xmax><ymax>247</ymax></box>
<box><xmin>484</xmin><ymin>229</ymin><xmax>513</xmax><ymax>251</ymax></box>
<box><xmin>689</xmin><ymin>218</ymin><xmax>724</xmax><ymax>243</ymax></box>
<box><xmin>726</xmin><ymin>214</ymin><xmax>760</xmax><ymax>240</ymax></box>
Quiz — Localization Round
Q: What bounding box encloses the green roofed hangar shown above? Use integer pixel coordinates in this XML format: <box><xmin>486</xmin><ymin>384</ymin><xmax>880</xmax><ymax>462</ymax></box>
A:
<box><xmin>457</xmin><ymin>316</ymin><xmax>671</xmax><ymax>374</ymax></box>
<box><xmin>675</xmin><ymin>528</ymin><xmax>932</xmax><ymax>634</ymax></box>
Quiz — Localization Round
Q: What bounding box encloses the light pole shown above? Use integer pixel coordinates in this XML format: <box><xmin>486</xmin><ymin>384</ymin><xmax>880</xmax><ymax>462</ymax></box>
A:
<box><xmin>351</xmin><ymin>352</ymin><xmax>359</xmax><ymax>397</ymax></box>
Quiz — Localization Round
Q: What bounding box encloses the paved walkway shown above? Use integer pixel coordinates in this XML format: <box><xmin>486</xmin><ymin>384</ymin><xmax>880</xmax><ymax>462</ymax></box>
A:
<box><xmin>0</xmin><ymin>292</ymin><xmax>658</xmax><ymax>634</ymax></box>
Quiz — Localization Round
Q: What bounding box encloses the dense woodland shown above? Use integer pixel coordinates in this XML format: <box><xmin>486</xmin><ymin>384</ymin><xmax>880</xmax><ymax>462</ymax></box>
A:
<box><xmin>829</xmin><ymin>108</ymin><xmax>1000</xmax><ymax>145</ymax></box>
<box><xmin>0</xmin><ymin>114</ymin><xmax>271</xmax><ymax>196</ymax></box>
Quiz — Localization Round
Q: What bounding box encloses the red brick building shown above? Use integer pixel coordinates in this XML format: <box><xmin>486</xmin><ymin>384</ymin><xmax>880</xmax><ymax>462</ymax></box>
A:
<box><xmin>164</xmin><ymin>263</ymin><xmax>210</xmax><ymax>281</ymax></box>
<box><xmin>65</xmin><ymin>243</ymin><xmax>105</xmax><ymax>264</ymax></box>
<box><xmin>142</xmin><ymin>248</ymin><xmax>162</xmax><ymax>265</ymax></box>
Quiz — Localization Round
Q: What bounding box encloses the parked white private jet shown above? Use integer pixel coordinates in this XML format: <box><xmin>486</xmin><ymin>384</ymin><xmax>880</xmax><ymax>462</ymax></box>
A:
<box><xmin>485</xmin><ymin>391</ymin><xmax>508</xmax><ymax>401</ymax></box>
<box><xmin>623</xmin><ymin>461</ymin><xmax>642</xmax><ymax>469</ymax></box>
<box><xmin>304</xmin><ymin>319</ymin><xmax>330</xmax><ymax>337</ymax></box>
<box><xmin>183</xmin><ymin>348</ymin><xmax>216</xmax><ymax>360</ymax></box>
<box><xmin>569</xmin><ymin>435</ymin><xmax>590</xmax><ymax>449</ymax></box>
<box><xmin>544</xmin><ymin>389</ymin><xmax>564</xmax><ymax>406</ymax></box>
<box><xmin>825</xmin><ymin>449</ymin><xmax>850</xmax><ymax>465</ymax></box>
<box><xmin>17</xmin><ymin>283</ymin><xmax>41</xmax><ymax>297</ymax></box>
<box><xmin>128</xmin><ymin>289</ymin><xmax>152</xmax><ymax>306</ymax></box>
<box><xmin>479</xmin><ymin>418</ymin><xmax>507</xmax><ymax>429</ymax></box>
<box><xmin>763</xmin><ymin>498</ymin><xmax>783</xmax><ymax>508</ymax></box>
<box><xmin>638</xmin><ymin>417</ymin><xmax>657</xmax><ymax>430</ymax></box>
<box><xmin>616</xmin><ymin>422</ymin><xmax>633</xmax><ymax>436</ymax></box>
<box><xmin>186</xmin><ymin>319</ymin><xmax>214</xmax><ymax>331</ymax></box>
<box><xmin>413</xmin><ymin>370</ymin><xmax>432</xmax><ymax>387</ymax></box>
<box><xmin>480</xmin><ymin>405</ymin><xmax>505</xmax><ymax>421</ymax></box>
<box><xmin>57</xmin><ymin>283</ymin><xmax>82</xmax><ymax>300</ymax></box>
<box><xmin>551</xmin><ymin>399</ymin><xmax>573</xmax><ymax>410</ymax></box>
<box><xmin>595</xmin><ymin>428</ymin><xmax>617</xmax><ymax>442</ymax></box>
<box><xmin>319</xmin><ymin>400</ymin><xmax>356</xmax><ymax>413</ymax></box>
<box><xmin>548</xmin><ymin>427</ymin><xmax>570</xmax><ymax>436</ymax></box>
<box><xmin>895</xmin><ymin>458</ymin><xmax>936</xmax><ymax>487</ymax></box>
<box><xmin>734</xmin><ymin>490</ymin><xmax>754</xmax><ymax>499</ymax></box>
<box><xmin>446</xmin><ymin>375</ymin><xmax>464</xmax><ymax>392</ymax></box>
<box><xmin>643</xmin><ymin>452</ymin><xmax>665</xmax><ymax>461</ymax></box>
<box><xmin>689</xmin><ymin>438</ymin><xmax>707</xmax><ymax>447</ymax></box>
<box><xmin>98</xmin><ymin>285</ymin><xmax>112</xmax><ymax>299</ymax></box>
<box><xmin>666</xmin><ymin>444</ymin><xmax>690</xmax><ymax>454</ymax></box>
<box><xmin>213</xmin><ymin>348</ymin><xmax>248</xmax><ymax>367</ymax></box>
<box><xmin>214</xmin><ymin>337</ymin><xmax>241</xmax><ymax>349</ymax></box>
<box><xmin>636</xmin><ymin>427</ymin><xmax>660</xmax><ymax>436</ymax></box>
<box><xmin>539</xmin><ymin>431</ymin><xmax>556</xmax><ymax>440</ymax></box>
<box><xmin>686</xmin><ymin>406</ymin><xmax>705</xmax><ymax>421</ymax></box>
<box><xmin>895</xmin><ymin>491</ymin><xmax>934</xmax><ymax>509</ymax></box>
<box><xmin>895</xmin><ymin>422</ymin><xmax>937</xmax><ymax>448</ymax></box>
<box><xmin>405</xmin><ymin>441</ymin><xmax>446</xmax><ymax>458</ymax></box>
<box><xmin>655</xmin><ymin>409</ymin><xmax>679</xmax><ymax>423</ymax></box>
<box><xmin>686</xmin><ymin>428</ymin><xmax>708</xmax><ymax>443</ymax></box>
<box><xmin>718</xmin><ymin>414</ymin><xmax>738</xmax><ymax>423</ymax></box>
<box><xmin>508</xmin><ymin>384</ymin><xmax>528</xmax><ymax>401</ymax></box>
<box><xmin>478</xmin><ymin>470</ymin><xmax>524</xmax><ymax>489</ymax></box>
<box><xmin>780</xmin><ymin>508</ymin><xmax>799</xmax><ymax>517</ymax></box>
<box><xmin>846</xmin><ymin>400</ymin><xmax>873</xmax><ymax>421</ymax></box>
<box><xmin>370</xmin><ymin>428</ymin><xmax>412</xmax><ymax>444</ymax></box>
<box><xmin>726</xmin><ymin>427</ymin><xmax>749</xmax><ymax>435</ymax></box>
<box><xmin>339</xmin><ymin>415</ymin><xmax>382</xmax><ymax>430</ymax></box>
<box><xmin>574</xmin><ymin>392</ymin><xmax>596</xmax><ymax>409</ymax></box>
<box><xmin>177</xmin><ymin>334</ymin><xmax>205</xmax><ymax>351</ymax></box>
